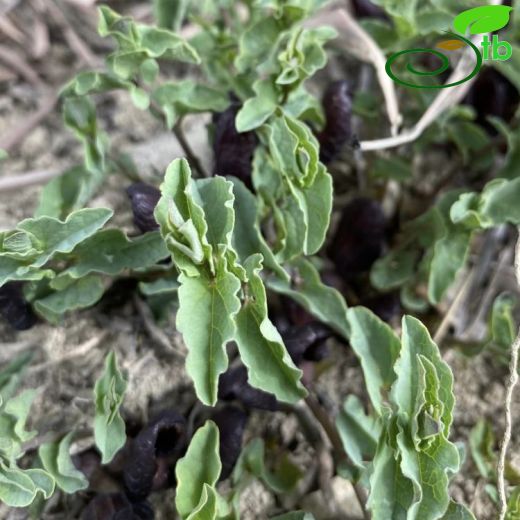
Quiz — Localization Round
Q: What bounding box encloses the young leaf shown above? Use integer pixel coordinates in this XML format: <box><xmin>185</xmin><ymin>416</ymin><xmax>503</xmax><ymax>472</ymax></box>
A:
<box><xmin>175</xmin><ymin>420</ymin><xmax>221</xmax><ymax>519</ymax></box>
<box><xmin>93</xmin><ymin>352</ymin><xmax>128</xmax><ymax>464</ymax></box>
<box><xmin>347</xmin><ymin>307</ymin><xmax>401</xmax><ymax>415</ymax></box>
<box><xmin>234</xmin><ymin>254</ymin><xmax>306</xmax><ymax>404</ymax></box>
<box><xmin>39</xmin><ymin>432</ymin><xmax>89</xmax><ymax>493</ymax></box>
<box><xmin>0</xmin><ymin>463</ymin><xmax>47</xmax><ymax>508</ymax></box>
<box><xmin>236</xmin><ymin>79</ymin><xmax>279</xmax><ymax>132</ymax></box>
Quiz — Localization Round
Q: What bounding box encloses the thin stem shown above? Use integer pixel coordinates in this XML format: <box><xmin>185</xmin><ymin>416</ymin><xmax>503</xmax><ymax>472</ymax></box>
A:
<box><xmin>172</xmin><ymin>118</ymin><xmax>210</xmax><ymax>178</ymax></box>
<box><xmin>304</xmin><ymin>394</ymin><xmax>370</xmax><ymax>519</ymax></box>
<box><xmin>498</xmin><ymin>230</ymin><xmax>520</xmax><ymax>519</ymax></box>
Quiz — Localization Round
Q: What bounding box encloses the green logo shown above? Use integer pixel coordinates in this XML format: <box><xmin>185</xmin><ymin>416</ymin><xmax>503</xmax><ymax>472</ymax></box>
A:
<box><xmin>385</xmin><ymin>5</ymin><xmax>513</xmax><ymax>89</ymax></box>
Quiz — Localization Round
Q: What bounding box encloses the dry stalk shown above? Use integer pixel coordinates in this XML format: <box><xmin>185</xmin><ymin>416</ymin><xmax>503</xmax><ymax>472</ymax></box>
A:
<box><xmin>498</xmin><ymin>230</ymin><xmax>520</xmax><ymax>519</ymax></box>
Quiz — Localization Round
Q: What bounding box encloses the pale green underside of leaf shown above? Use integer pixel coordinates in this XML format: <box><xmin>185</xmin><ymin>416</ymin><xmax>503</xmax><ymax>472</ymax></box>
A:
<box><xmin>39</xmin><ymin>432</ymin><xmax>88</xmax><ymax>494</ymax></box>
<box><xmin>175</xmin><ymin>421</ymin><xmax>221</xmax><ymax>519</ymax></box>
<box><xmin>93</xmin><ymin>352</ymin><xmax>127</xmax><ymax>464</ymax></box>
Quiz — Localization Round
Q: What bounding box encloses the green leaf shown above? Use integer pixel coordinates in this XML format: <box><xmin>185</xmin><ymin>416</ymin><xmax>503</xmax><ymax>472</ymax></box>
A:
<box><xmin>371</xmin><ymin>156</ymin><xmax>412</xmax><ymax>181</ymax></box>
<box><xmin>35</xmin><ymin>165</ymin><xmax>104</xmax><ymax>220</ymax></box>
<box><xmin>0</xmin><ymin>352</ymin><xmax>33</xmax><ymax>402</ymax></box>
<box><xmin>39</xmin><ymin>432</ymin><xmax>89</xmax><ymax>493</ymax></box>
<box><xmin>0</xmin><ymin>463</ymin><xmax>40</xmax><ymax>507</ymax></box>
<box><xmin>235</xmin><ymin>438</ymin><xmax>302</xmax><ymax>494</ymax></box>
<box><xmin>230</xmin><ymin>178</ymin><xmax>288</xmax><ymax>280</ymax></box>
<box><xmin>4</xmin><ymin>208</ymin><xmax>113</xmax><ymax>269</ymax></box>
<box><xmin>60</xmin><ymin>229</ymin><xmax>169</xmax><ymax>278</ymax></box>
<box><xmin>440</xmin><ymin>502</ymin><xmax>475</xmax><ymax>520</ymax></box>
<box><xmin>371</xmin><ymin>249</ymin><xmax>419</xmax><ymax>290</ymax></box>
<box><xmin>234</xmin><ymin>254</ymin><xmax>306</xmax><ymax>404</ymax></box>
<box><xmin>186</xmin><ymin>483</ymin><xmax>218</xmax><ymax>520</ymax></box>
<box><xmin>153</xmin><ymin>80</ymin><xmax>229</xmax><ymax>128</ymax></box>
<box><xmin>177</xmin><ymin>255</ymin><xmax>241</xmax><ymax>406</ymax></box>
<box><xmin>175</xmin><ymin>420</ymin><xmax>221</xmax><ymax>519</ymax></box>
<box><xmin>346</xmin><ymin>307</ymin><xmax>401</xmax><ymax>415</ymax></box>
<box><xmin>63</xmin><ymin>97</ymin><xmax>109</xmax><ymax>175</ymax></box>
<box><xmin>428</xmin><ymin>229</ymin><xmax>472</xmax><ymax>304</ymax></box>
<box><xmin>336</xmin><ymin>395</ymin><xmax>382</xmax><ymax>468</ymax></box>
<box><xmin>490</xmin><ymin>293</ymin><xmax>517</xmax><ymax>350</ymax></box>
<box><xmin>507</xmin><ymin>486</ymin><xmax>520</xmax><ymax>519</ymax></box>
<box><xmin>469</xmin><ymin>419</ymin><xmax>496</xmax><ymax>480</ymax></box>
<box><xmin>155</xmin><ymin>158</ymin><xmax>212</xmax><ymax>275</ymax></box>
<box><xmin>236</xmin><ymin>79</ymin><xmax>279</xmax><ymax>132</ymax></box>
<box><xmin>368</xmin><ymin>429</ymin><xmax>415</xmax><ymax>519</ymax></box>
<box><xmin>0</xmin><ymin>390</ymin><xmax>37</xmax><ymax>462</ymax></box>
<box><xmin>153</xmin><ymin>0</ymin><xmax>189</xmax><ymax>30</ymax></box>
<box><xmin>34</xmin><ymin>275</ymin><xmax>105</xmax><ymax>324</ymax></box>
<box><xmin>93</xmin><ymin>352</ymin><xmax>127</xmax><ymax>464</ymax></box>
<box><xmin>453</xmin><ymin>5</ymin><xmax>513</xmax><ymax>35</ymax></box>
<box><xmin>98</xmin><ymin>6</ymin><xmax>200</xmax><ymax>79</ymax></box>
<box><xmin>267</xmin><ymin>257</ymin><xmax>350</xmax><ymax>339</ymax></box>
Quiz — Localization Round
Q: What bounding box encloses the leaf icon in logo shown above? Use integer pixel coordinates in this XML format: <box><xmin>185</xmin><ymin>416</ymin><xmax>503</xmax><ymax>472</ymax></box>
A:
<box><xmin>453</xmin><ymin>5</ymin><xmax>513</xmax><ymax>35</ymax></box>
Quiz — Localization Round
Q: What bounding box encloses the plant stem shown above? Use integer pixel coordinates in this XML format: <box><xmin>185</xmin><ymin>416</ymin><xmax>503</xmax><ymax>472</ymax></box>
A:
<box><xmin>304</xmin><ymin>393</ymin><xmax>370</xmax><ymax>520</ymax></box>
<box><xmin>172</xmin><ymin>118</ymin><xmax>210</xmax><ymax>178</ymax></box>
<box><xmin>498</xmin><ymin>230</ymin><xmax>520</xmax><ymax>519</ymax></box>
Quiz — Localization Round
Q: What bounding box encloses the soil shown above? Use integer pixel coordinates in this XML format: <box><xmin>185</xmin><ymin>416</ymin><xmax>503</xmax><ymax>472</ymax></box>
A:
<box><xmin>0</xmin><ymin>2</ymin><xmax>519</xmax><ymax>520</ymax></box>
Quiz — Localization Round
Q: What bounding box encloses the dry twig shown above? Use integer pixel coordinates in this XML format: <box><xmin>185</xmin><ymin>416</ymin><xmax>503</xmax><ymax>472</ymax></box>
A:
<box><xmin>498</xmin><ymin>230</ymin><xmax>520</xmax><ymax>519</ymax></box>
<box><xmin>0</xmin><ymin>168</ymin><xmax>63</xmax><ymax>192</ymax></box>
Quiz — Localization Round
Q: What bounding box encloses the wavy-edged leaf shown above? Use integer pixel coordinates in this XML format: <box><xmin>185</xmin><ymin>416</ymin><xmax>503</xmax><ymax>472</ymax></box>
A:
<box><xmin>7</xmin><ymin>208</ymin><xmax>113</xmax><ymax>269</ymax></box>
<box><xmin>267</xmin><ymin>257</ymin><xmax>350</xmax><ymax>338</ymax></box>
<box><xmin>177</xmin><ymin>254</ymin><xmax>241</xmax><ymax>406</ymax></box>
<box><xmin>34</xmin><ymin>275</ymin><xmax>105</xmax><ymax>324</ymax></box>
<box><xmin>234</xmin><ymin>254</ymin><xmax>306</xmax><ymax>404</ymax></box>
<box><xmin>153</xmin><ymin>80</ymin><xmax>229</xmax><ymax>128</ymax></box>
<box><xmin>236</xmin><ymin>79</ymin><xmax>279</xmax><ymax>132</ymax></box>
<box><xmin>93</xmin><ymin>352</ymin><xmax>127</xmax><ymax>464</ymax></box>
<box><xmin>346</xmin><ymin>307</ymin><xmax>400</xmax><ymax>415</ymax></box>
<box><xmin>61</xmin><ymin>229</ymin><xmax>168</xmax><ymax>278</ymax></box>
<box><xmin>0</xmin><ymin>463</ymin><xmax>40</xmax><ymax>507</ymax></box>
<box><xmin>175</xmin><ymin>420</ymin><xmax>221</xmax><ymax>519</ymax></box>
<box><xmin>39</xmin><ymin>432</ymin><xmax>88</xmax><ymax>493</ymax></box>
<box><xmin>155</xmin><ymin>158</ymin><xmax>211</xmax><ymax>276</ymax></box>
<box><xmin>98</xmin><ymin>6</ymin><xmax>200</xmax><ymax>79</ymax></box>
<box><xmin>0</xmin><ymin>390</ymin><xmax>37</xmax><ymax>462</ymax></box>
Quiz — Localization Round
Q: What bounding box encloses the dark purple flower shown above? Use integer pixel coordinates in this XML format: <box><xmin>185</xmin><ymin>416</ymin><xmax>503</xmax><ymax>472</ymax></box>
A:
<box><xmin>126</xmin><ymin>183</ymin><xmax>161</xmax><ymax>233</ymax></box>
<box><xmin>212</xmin><ymin>406</ymin><xmax>248</xmax><ymax>480</ymax></box>
<box><xmin>123</xmin><ymin>410</ymin><xmax>186</xmax><ymax>501</ymax></box>
<box><xmin>318</xmin><ymin>81</ymin><xmax>353</xmax><ymax>163</ymax></box>
<box><xmin>327</xmin><ymin>197</ymin><xmax>387</xmax><ymax>280</ymax></box>
<box><xmin>283</xmin><ymin>322</ymin><xmax>332</xmax><ymax>365</ymax></box>
<box><xmin>219</xmin><ymin>365</ymin><xmax>278</xmax><ymax>411</ymax></box>
<box><xmin>0</xmin><ymin>282</ymin><xmax>37</xmax><ymax>331</ymax></box>
<box><xmin>213</xmin><ymin>101</ymin><xmax>258</xmax><ymax>189</ymax></box>
<box><xmin>351</xmin><ymin>0</ymin><xmax>388</xmax><ymax>19</ymax></box>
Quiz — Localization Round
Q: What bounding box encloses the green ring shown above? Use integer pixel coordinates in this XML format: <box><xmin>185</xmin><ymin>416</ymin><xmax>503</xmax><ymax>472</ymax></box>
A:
<box><xmin>385</xmin><ymin>32</ymin><xmax>483</xmax><ymax>89</ymax></box>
